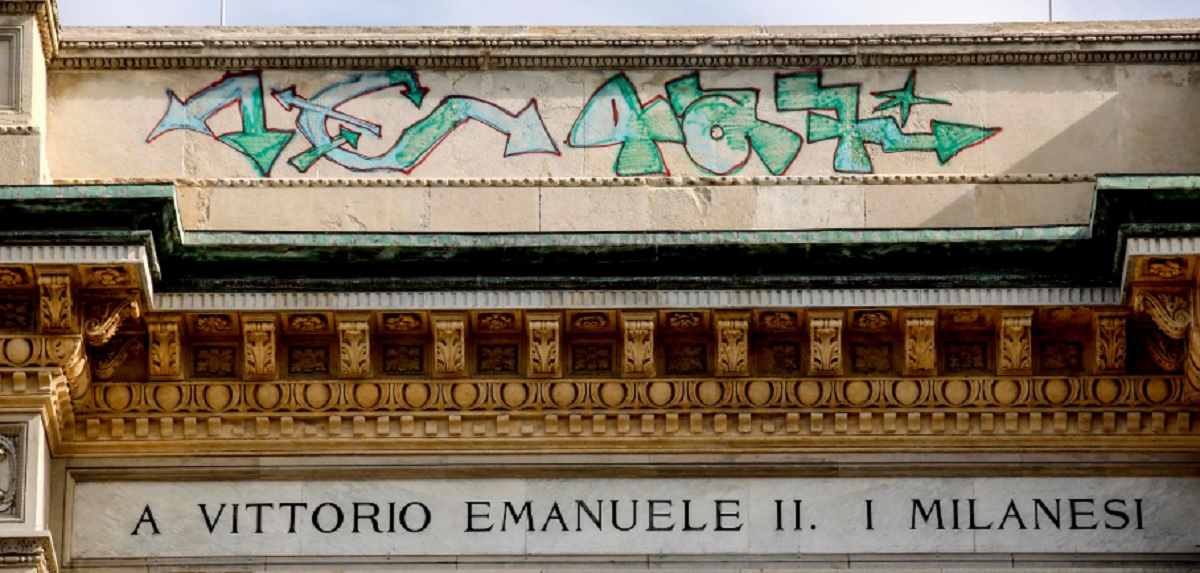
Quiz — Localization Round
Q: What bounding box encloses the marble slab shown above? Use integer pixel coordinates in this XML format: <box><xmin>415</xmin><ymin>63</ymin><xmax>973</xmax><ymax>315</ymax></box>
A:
<box><xmin>69</xmin><ymin>477</ymin><xmax>1200</xmax><ymax>559</ymax></box>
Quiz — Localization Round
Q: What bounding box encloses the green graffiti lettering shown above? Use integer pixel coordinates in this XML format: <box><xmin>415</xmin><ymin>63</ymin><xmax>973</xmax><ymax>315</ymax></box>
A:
<box><xmin>667</xmin><ymin>73</ymin><xmax>801</xmax><ymax>176</ymax></box>
<box><xmin>776</xmin><ymin>70</ymin><xmax>999</xmax><ymax>173</ymax></box>
<box><xmin>568</xmin><ymin>74</ymin><xmax>683</xmax><ymax>176</ymax></box>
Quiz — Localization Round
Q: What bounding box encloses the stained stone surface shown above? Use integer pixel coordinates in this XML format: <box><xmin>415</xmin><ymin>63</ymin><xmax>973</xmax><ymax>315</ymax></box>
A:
<box><xmin>69</xmin><ymin>477</ymin><xmax>1200</xmax><ymax>560</ymax></box>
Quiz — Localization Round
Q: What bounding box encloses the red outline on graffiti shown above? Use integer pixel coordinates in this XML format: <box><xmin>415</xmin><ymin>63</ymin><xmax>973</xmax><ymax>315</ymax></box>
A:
<box><xmin>145</xmin><ymin>70</ymin><xmax>275</xmax><ymax>144</ymax></box>
<box><xmin>668</xmin><ymin>71</ymin><xmax>803</xmax><ymax>177</ymax></box>
<box><xmin>565</xmin><ymin>72</ymin><xmax>680</xmax><ymax>177</ymax></box>
<box><xmin>774</xmin><ymin>69</ymin><xmax>999</xmax><ymax>174</ymax></box>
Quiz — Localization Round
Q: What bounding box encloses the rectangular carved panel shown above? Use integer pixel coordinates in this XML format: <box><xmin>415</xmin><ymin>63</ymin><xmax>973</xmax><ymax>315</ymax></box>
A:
<box><xmin>242</xmin><ymin>314</ymin><xmax>278</xmax><ymax>380</ymax></box>
<box><xmin>903</xmin><ymin>310</ymin><xmax>937</xmax><ymax>375</ymax></box>
<box><xmin>527</xmin><ymin>312</ymin><xmax>561</xmax><ymax>378</ymax></box>
<box><xmin>621</xmin><ymin>312</ymin><xmax>655</xmax><ymax>378</ymax></box>
<box><xmin>432</xmin><ymin>313</ymin><xmax>467</xmax><ymax>377</ymax></box>
<box><xmin>808</xmin><ymin>311</ymin><xmax>843</xmax><ymax>376</ymax></box>
<box><xmin>37</xmin><ymin>273</ymin><xmax>73</xmax><ymax>333</ymax></box>
<box><xmin>998</xmin><ymin>310</ymin><xmax>1033</xmax><ymax>375</ymax></box>
<box><xmin>1094</xmin><ymin>312</ymin><xmax>1128</xmax><ymax>374</ymax></box>
<box><xmin>715</xmin><ymin>312</ymin><xmax>749</xmax><ymax>377</ymax></box>
<box><xmin>337</xmin><ymin>316</ymin><xmax>371</xmax><ymax>378</ymax></box>
<box><xmin>145</xmin><ymin>314</ymin><xmax>183</xmax><ymax>381</ymax></box>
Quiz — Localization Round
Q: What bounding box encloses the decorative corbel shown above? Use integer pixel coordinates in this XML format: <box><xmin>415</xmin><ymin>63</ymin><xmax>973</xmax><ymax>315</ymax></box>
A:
<box><xmin>1136</xmin><ymin>290</ymin><xmax>1189</xmax><ymax>339</ymax></box>
<box><xmin>91</xmin><ymin>337</ymin><xmax>144</xmax><ymax>381</ymax></box>
<box><xmin>83</xmin><ymin>296</ymin><xmax>141</xmax><ymax>347</ymax></box>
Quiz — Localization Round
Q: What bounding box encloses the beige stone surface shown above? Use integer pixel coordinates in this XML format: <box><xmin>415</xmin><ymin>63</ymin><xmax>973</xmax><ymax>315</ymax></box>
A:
<box><xmin>973</xmin><ymin>183</ymin><xmax>1094</xmax><ymax>227</ymax></box>
<box><xmin>755</xmin><ymin>186</ymin><xmax>867</xmax><ymax>230</ymax></box>
<box><xmin>427</xmin><ymin>186</ymin><xmax>539</xmax><ymax>233</ymax></box>
<box><xmin>539</xmin><ymin>186</ymin><xmax>651</xmax><ymax>232</ymax></box>
<box><xmin>203</xmin><ymin>186</ymin><xmax>429</xmax><ymax>232</ymax></box>
<box><xmin>0</xmin><ymin>133</ymin><xmax>41</xmax><ymax>184</ymax></box>
<box><xmin>863</xmin><ymin>185</ymin><xmax>977</xmax><ymax>228</ymax></box>
<box><xmin>648</xmin><ymin>186</ymin><xmax>755</xmax><ymax>231</ymax></box>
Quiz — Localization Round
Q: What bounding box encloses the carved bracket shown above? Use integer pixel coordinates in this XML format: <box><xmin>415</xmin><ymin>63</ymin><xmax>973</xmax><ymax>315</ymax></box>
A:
<box><xmin>83</xmin><ymin>296</ymin><xmax>140</xmax><ymax>347</ymax></box>
<box><xmin>1137</xmin><ymin>290</ymin><xmax>1190</xmax><ymax>340</ymax></box>
<box><xmin>90</xmin><ymin>337</ymin><xmax>143</xmax><ymax>382</ymax></box>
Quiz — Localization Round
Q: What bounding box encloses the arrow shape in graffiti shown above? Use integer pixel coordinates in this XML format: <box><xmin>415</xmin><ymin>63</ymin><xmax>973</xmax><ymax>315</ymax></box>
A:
<box><xmin>290</xmin><ymin>70</ymin><xmax>555</xmax><ymax>173</ymax></box>
<box><xmin>289</xmin><ymin>126</ymin><xmax>363</xmax><ymax>172</ymax></box>
<box><xmin>146</xmin><ymin>72</ymin><xmax>294</xmax><ymax>177</ymax></box>
<box><xmin>776</xmin><ymin>71</ymin><xmax>999</xmax><ymax>173</ymax></box>
<box><xmin>809</xmin><ymin>115</ymin><xmax>999</xmax><ymax>167</ymax></box>
<box><xmin>273</xmin><ymin>87</ymin><xmax>383</xmax><ymax>138</ymax></box>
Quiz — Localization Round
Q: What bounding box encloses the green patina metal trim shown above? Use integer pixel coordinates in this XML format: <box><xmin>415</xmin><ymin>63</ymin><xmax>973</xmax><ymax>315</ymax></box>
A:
<box><xmin>0</xmin><ymin>175</ymin><xmax>1197</xmax><ymax>292</ymax></box>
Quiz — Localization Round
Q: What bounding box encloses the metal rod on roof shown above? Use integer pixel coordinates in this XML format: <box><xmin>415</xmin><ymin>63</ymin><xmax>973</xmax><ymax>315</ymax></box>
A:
<box><xmin>221</xmin><ymin>0</ymin><xmax>227</xmax><ymax>25</ymax></box>
<box><xmin>1049</xmin><ymin>0</ymin><xmax>1054</xmax><ymax>22</ymax></box>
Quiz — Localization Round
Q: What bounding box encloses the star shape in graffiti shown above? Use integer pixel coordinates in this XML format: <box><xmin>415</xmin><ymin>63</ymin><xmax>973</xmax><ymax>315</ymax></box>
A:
<box><xmin>871</xmin><ymin>71</ymin><xmax>949</xmax><ymax>127</ymax></box>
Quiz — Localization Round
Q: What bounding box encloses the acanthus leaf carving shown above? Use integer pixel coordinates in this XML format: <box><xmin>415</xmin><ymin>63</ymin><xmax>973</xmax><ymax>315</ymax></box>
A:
<box><xmin>433</xmin><ymin>315</ymin><xmax>466</xmax><ymax>377</ymax></box>
<box><xmin>1094</xmin><ymin>313</ymin><xmax>1127</xmax><ymax>374</ymax></box>
<box><xmin>83</xmin><ymin>297</ymin><xmax>141</xmax><ymax>347</ymax></box>
<box><xmin>998</xmin><ymin>311</ymin><xmax>1032</xmax><ymax>375</ymax></box>
<box><xmin>809</xmin><ymin>314</ymin><xmax>843</xmax><ymax>375</ymax></box>
<box><xmin>146</xmin><ymin>316</ymin><xmax>183</xmax><ymax>381</ymax></box>
<box><xmin>337</xmin><ymin>319</ymin><xmax>371</xmax><ymax>378</ymax></box>
<box><xmin>242</xmin><ymin>316</ymin><xmax>277</xmax><ymax>380</ymax></box>
<box><xmin>621</xmin><ymin>313</ymin><xmax>655</xmax><ymax>377</ymax></box>
<box><xmin>528</xmin><ymin>313</ymin><xmax>561</xmax><ymax>378</ymax></box>
<box><xmin>37</xmin><ymin>274</ymin><xmax>73</xmax><ymax>333</ymax></box>
<box><xmin>1137</xmin><ymin>291</ymin><xmax>1190</xmax><ymax>340</ymax></box>
<box><xmin>904</xmin><ymin>311</ymin><xmax>937</xmax><ymax>375</ymax></box>
<box><xmin>716</xmin><ymin>315</ymin><xmax>749</xmax><ymax>377</ymax></box>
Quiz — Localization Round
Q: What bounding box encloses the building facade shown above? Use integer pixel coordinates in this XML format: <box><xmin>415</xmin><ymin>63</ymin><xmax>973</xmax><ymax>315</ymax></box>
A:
<box><xmin>0</xmin><ymin>1</ymin><xmax>1199</xmax><ymax>570</ymax></box>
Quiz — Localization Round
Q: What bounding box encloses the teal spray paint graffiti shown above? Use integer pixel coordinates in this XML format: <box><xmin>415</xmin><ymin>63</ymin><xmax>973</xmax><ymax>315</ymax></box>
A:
<box><xmin>567</xmin><ymin>74</ymin><xmax>683</xmax><ymax>176</ymax></box>
<box><xmin>147</xmin><ymin>69</ymin><xmax>558</xmax><ymax>176</ymax></box>
<box><xmin>148</xmin><ymin>69</ymin><xmax>999</xmax><ymax>177</ymax></box>
<box><xmin>776</xmin><ymin>70</ymin><xmax>999</xmax><ymax>173</ymax></box>
<box><xmin>666</xmin><ymin>73</ymin><xmax>803</xmax><ymax>176</ymax></box>
<box><xmin>146</xmin><ymin>71</ymin><xmax>295</xmax><ymax>177</ymax></box>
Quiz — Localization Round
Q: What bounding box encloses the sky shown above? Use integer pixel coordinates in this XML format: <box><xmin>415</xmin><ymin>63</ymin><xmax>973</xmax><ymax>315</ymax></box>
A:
<box><xmin>56</xmin><ymin>0</ymin><xmax>1200</xmax><ymax>27</ymax></box>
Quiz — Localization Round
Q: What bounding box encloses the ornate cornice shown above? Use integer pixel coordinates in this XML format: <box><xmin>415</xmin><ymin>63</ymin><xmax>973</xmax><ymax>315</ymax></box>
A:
<box><xmin>56</xmin><ymin>173</ymin><xmax>1098</xmax><ymax>188</ymax></box>
<box><xmin>44</xmin><ymin>50</ymin><xmax>1200</xmax><ymax>71</ymax></box>
<box><xmin>0</xmin><ymin>1</ymin><xmax>60</xmax><ymax>61</ymax></box>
